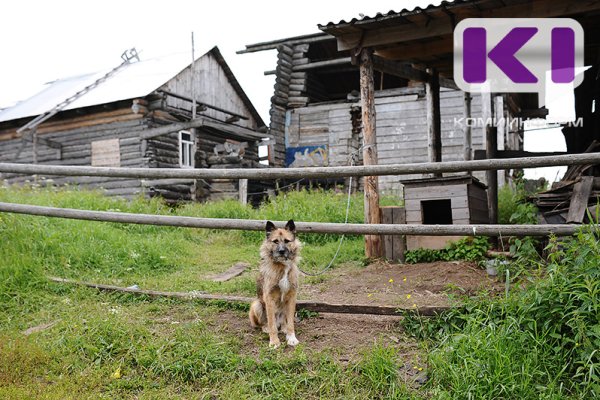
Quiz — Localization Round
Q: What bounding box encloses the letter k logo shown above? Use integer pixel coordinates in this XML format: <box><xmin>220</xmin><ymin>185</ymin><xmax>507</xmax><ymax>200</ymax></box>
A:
<box><xmin>464</xmin><ymin>27</ymin><xmax>538</xmax><ymax>84</ymax></box>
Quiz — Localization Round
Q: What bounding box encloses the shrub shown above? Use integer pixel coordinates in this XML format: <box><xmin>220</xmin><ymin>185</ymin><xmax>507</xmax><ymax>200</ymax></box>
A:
<box><xmin>405</xmin><ymin>236</ymin><xmax>490</xmax><ymax>264</ymax></box>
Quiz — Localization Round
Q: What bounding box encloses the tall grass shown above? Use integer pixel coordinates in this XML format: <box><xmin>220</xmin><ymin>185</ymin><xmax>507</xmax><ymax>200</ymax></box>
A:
<box><xmin>402</xmin><ymin>226</ymin><xmax>600</xmax><ymax>399</ymax></box>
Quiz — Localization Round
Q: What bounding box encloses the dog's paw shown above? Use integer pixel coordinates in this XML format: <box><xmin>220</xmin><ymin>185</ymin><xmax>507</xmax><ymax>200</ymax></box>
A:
<box><xmin>269</xmin><ymin>340</ymin><xmax>281</xmax><ymax>349</ymax></box>
<box><xmin>286</xmin><ymin>334</ymin><xmax>299</xmax><ymax>346</ymax></box>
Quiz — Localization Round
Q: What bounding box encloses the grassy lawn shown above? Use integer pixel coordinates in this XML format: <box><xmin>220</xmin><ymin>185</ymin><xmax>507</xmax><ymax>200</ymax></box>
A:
<box><xmin>0</xmin><ymin>186</ymin><xmax>422</xmax><ymax>399</ymax></box>
<box><xmin>0</xmin><ymin>185</ymin><xmax>598</xmax><ymax>399</ymax></box>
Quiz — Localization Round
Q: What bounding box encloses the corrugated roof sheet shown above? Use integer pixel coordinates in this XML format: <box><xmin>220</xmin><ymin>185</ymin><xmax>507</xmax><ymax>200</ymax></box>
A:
<box><xmin>318</xmin><ymin>0</ymin><xmax>469</xmax><ymax>29</ymax></box>
<box><xmin>0</xmin><ymin>50</ymin><xmax>203</xmax><ymax>123</ymax></box>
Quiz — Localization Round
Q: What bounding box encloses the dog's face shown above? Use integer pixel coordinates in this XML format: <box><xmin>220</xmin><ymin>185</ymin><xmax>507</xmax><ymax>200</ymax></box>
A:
<box><xmin>263</xmin><ymin>220</ymin><xmax>299</xmax><ymax>262</ymax></box>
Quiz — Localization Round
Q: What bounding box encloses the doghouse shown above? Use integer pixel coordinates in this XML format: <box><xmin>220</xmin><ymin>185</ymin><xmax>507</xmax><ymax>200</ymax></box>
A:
<box><xmin>402</xmin><ymin>175</ymin><xmax>489</xmax><ymax>250</ymax></box>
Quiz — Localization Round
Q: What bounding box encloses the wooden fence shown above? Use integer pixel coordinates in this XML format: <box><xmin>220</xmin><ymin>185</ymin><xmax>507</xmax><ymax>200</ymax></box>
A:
<box><xmin>1</xmin><ymin>155</ymin><xmax>596</xmax><ymax>316</ymax></box>
<box><xmin>1</xmin><ymin>153</ymin><xmax>598</xmax><ymax>236</ymax></box>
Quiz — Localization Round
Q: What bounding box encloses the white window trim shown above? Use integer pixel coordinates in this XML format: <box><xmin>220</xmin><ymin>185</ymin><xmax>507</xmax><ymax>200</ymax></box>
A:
<box><xmin>179</xmin><ymin>130</ymin><xmax>195</xmax><ymax>168</ymax></box>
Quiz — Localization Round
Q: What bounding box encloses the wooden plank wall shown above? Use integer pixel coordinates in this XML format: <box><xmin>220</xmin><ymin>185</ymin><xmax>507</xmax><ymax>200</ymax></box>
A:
<box><xmin>161</xmin><ymin>52</ymin><xmax>257</xmax><ymax>130</ymax></box>
<box><xmin>375</xmin><ymin>89</ymin><xmax>486</xmax><ymax>194</ymax></box>
<box><xmin>404</xmin><ymin>184</ymin><xmax>471</xmax><ymax>224</ymax></box>
<box><xmin>283</xmin><ymin>88</ymin><xmax>488</xmax><ymax>195</ymax></box>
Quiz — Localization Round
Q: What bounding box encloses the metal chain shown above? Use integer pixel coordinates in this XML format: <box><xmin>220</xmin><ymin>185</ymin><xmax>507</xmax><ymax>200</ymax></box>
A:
<box><xmin>297</xmin><ymin>147</ymin><xmax>361</xmax><ymax>277</ymax></box>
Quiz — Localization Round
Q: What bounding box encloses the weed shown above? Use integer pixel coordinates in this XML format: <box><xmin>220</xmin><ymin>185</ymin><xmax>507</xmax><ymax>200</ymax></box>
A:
<box><xmin>405</xmin><ymin>236</ymin><xmax>490</xmax><ymax>264</ymax></box>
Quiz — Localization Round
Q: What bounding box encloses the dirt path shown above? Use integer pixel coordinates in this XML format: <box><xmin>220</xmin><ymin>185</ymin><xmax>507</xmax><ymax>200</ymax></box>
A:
<box><xmin>302</xmin><ymin>261</ymin><xmax>504</xmax><ymax>308</ymax></box>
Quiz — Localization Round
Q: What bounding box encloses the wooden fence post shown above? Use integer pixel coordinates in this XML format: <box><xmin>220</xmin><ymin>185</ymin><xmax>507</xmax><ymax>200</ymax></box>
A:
<box><xmin>426</xmin><ymin>68</ymin><xmax>442</xmax><ymax>178</ymax></box>
<box><xmin>239</xmin><ymin>179</ymin><xmax>248</xmax><ymax>205</ymax></box>
<box><xmin>359</xmin><ymin>47</ymin><xmax>382</xmax><ymax>258</ymax></box>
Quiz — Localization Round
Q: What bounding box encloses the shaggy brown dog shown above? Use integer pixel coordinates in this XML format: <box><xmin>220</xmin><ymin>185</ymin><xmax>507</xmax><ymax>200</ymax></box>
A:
<box><xmin>249</xmin><ymin>220</ymin><xmax>301</xmax><ymax>348</ymax></box>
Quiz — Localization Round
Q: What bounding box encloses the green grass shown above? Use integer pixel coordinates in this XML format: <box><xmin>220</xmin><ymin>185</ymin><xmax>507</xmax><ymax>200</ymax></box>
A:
<box><xmin>2</xmin><ymin>184</ymin><xmax>597</xmax><ymax>399</ymax></box>
<box><xmin>0</xmin><ymin>185</ymin><xmax>418</xmax><ymax>399</ymax></box>
<box><xmin>402</xmin><ymin>228</ymin><xmax>600</xmax><ymax>399</ymax></box>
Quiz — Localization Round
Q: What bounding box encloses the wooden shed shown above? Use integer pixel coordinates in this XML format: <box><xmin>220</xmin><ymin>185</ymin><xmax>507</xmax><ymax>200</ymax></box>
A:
<box><xmin>239</xmin><ymin>33</ymin><xmax>521</xmax><ymax>195</ymax></box>
<box><xmin>402</xmin><ymin>175</ymin><xmax>489</xmax><ymax>250</ymax></box>
<box><xmin>0</xmin><ymin>46</ymin><xmax>269</xmax><ymax>202</ymax></box>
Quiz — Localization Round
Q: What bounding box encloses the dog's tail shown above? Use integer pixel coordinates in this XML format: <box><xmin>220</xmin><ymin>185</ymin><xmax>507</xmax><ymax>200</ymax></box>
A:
<box><xmin>249</xmin><ymin>299</ymin><xmax>266</xmax><ymax>328</ymax></box>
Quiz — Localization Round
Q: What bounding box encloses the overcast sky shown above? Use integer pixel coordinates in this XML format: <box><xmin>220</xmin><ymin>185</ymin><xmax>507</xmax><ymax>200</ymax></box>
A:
<box><xmin>0</xmin><ymin>0</ymin><xmax>567</xmax><ymax>180</ymax></box>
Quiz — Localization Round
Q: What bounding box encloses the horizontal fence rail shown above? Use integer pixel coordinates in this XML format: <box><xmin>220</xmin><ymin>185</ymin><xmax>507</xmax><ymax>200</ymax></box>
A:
<box><xmin>0</xmin><ymin>202</ymin><xmax>584</xmax><ymax>236</ymax></box>
<box><xmin>1</xmin><ymin>153</ymin><xmax>599</xmax><ymax>180</ymax></box>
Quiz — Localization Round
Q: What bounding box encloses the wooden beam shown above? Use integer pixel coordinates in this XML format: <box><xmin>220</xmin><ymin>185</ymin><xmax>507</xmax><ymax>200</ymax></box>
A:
<box><xmin>0</xmin><ymin>202</ymin><xmax>588</xmax><ymax>237</ymax></box>
<box><xmin>237</xmin><ymin>33</ymin><xmax>333</xmax><ymax>54</ymax></box>
<box><xmin>157</xmin><ymin>90</ymin><xmax>249</xmax><ymax>121</ymax></box>
<box><xmin>294</xmin><ymin>57</ymin><xmax>352</xmax><ymax>71</ymax></box>
<box><xmin>202</xmin><ymin>119</ymin><xmax>271</xmax><ymax>141</ymax></box>
<box><xmin>140</xmin><ymin>118</ymin><xmax>270</xmax><ymax>141</ymax></box>
<box><xmin>426</xmin><ymin>68</ymin><xmax>442</xmax><ymax>177</ymax></box>
<box><xmin>359</xmin><ymin>48</ymin><xmax>382</xmax><ymax>258</ymax></box>
<box><xmin>48</xmin><ymin>276</ymin><xmax>450</xmax><ymax>316</ymax></box>
<box><xmin>486</xmin><ymin>125</ymin><xmax>498</xmax><ymax>224</ymax></box>
<box><xmin>473</xmin><ymin>150</ymin><xmax>569</xmax><ymax>160</ymax></box>
<box><xmin>566</xmin><ymin>176</ymin><xmax>594</xmax><ymax>223</ymax></box>
<box><xmin>463</xmin><ymin>92</ymin><xmax>472</xmax><ymax>165</ymax></box>
<box><xmin>141</xmin><ymin>118</ymin><xmax>206</xmax><ymax>139</ymax></box>
<box><xmin>375</xmin><ymin>37</ymin><xmax>453</xmax><ymax>61</ymax></box>
<box><xmin>2</xmin><ymin>153</ymin><xmax>600</xmax><ymax>180</ymax></box>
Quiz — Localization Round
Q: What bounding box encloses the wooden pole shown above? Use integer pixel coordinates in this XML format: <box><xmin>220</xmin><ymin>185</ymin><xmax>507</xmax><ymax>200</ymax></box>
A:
<box><xmin>48</xmin><ymin>276</ymin><xmax>450</xmax><ymax>316</ymax></box>
<box><xmin>426</xmin><ymin>68</ymin><xmax>442</xmax><ymax>178</ymax></box>
<box><xmin>1</xmin><ymin>153</ymin><xmax>599</xmax><ymax>180</ymax></box>
<box><xmin>463</xmin><ymin>92</ymin><xmax>472</xmax><ymax>166</ymax></box>
<box><xmin>486</xmin><ymin>91</ymin><xmax>499</xmax><ymax>227</ymax></box>
<box><xmin>359</xmin><ymin>47</ymin><xmax>382</xmax><ymax>258</ymax></box>
<box><xmin>238</xmin><ymin>179</ymin><xmax>248</xmax><ymax>205</ymax></box>
<box><xmin>0</xmin><ymin>201</ymin><xmax>585</xmax><ymax>237</ymax></box>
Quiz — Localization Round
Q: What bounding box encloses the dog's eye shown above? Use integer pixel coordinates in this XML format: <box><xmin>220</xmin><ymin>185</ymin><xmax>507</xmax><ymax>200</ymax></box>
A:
<box><xmin>284</xmin><ymin>239</ymin><xmax>290</xmax><ymax>243</ymax></box>
<box><xmin>272</xmin><ymin>239</ymin><xmax>279</xmax><ymax>244</ymax></box>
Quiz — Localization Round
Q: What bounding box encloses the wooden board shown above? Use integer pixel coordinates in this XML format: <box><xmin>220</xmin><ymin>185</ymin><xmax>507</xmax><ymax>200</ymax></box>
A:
<box><xmin>210</xmin><ymin>262</ymin><xmax>250</xmax><ymax>282</ymax></box>
<box><xmin>381</xmin><ymin>206</ymin><xmax>406</xmax><ymax>263</ymax></box>
<box><xmin>91</xmin><ymin>138</ymin><xmax>121</xmax><ymax>167</ymax></box>
<box><xmin>567</xmin><ymin>176</ymin><xmax>594</xmax><ymax>223</ymax></box>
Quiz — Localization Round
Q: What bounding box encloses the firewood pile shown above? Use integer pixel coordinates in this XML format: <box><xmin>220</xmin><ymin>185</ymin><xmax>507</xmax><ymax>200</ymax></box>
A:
<box><xmin>529</xmin><ymin>141</ymin><xmax>600</xmax><ymax>224</ymax></box>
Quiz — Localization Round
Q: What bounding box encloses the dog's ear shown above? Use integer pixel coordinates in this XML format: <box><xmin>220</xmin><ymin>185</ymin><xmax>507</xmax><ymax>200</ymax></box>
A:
<box><xmin>265</xmin><ymin>221</ymin><xmax>276</xmax><ymax>237</ymax></box>
<box><xmin>285</xmin><ymin>219</ymin><xmax>296</xmax><ymax>234</ymax></box>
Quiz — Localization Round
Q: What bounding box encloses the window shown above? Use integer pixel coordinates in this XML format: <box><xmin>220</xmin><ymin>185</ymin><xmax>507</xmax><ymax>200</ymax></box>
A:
<box><xmin>421</xmin><ymin>199</ymin><xmax>453</xmax><ymax>224</ymax></box>
<box><xmin>179</xmin><ymin>130</ymin><xmax>194</xmax><ymax>168</ymax></box>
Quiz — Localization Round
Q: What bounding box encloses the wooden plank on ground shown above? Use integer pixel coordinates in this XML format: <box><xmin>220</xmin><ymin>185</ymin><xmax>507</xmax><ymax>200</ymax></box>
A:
<box><xmin>211</xmin><ymin>262</ymin><xmax>250</xmax><ymax>282</ymax></box>
<box><xmin>567</xmin><ymin>176</ymin><xmax>594</xmax><ymax>223</ymax></box>
<box><xmin>48</xmin><ymin>276</ymin><xmax>450</xmax><ymax>316</ymax></box>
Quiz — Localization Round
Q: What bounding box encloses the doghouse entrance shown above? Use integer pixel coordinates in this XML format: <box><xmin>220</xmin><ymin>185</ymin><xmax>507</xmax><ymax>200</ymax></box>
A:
<box><xmin>421</xmin><ymin>199</ymin><xmax>453</xmax><ymax>224</ymax></box>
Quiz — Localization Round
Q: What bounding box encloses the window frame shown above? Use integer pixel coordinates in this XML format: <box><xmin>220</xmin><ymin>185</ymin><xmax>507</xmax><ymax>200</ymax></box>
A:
<box><xmin>178</xmin><ymin>130</ymin><xmax>195</xmax><ymax>169</ymax></box>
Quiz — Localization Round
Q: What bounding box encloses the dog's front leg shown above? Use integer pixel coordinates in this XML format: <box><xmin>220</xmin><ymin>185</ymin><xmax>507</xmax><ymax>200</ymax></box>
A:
<box><xmin>284</xmin><ymin>294</ymin><xmax>299</xmax><ymax>346</ymax></box>
<box><xmin>264</xmin><ymin>295</ymin><xmax>281</xmax><ymax>348</ymax></box>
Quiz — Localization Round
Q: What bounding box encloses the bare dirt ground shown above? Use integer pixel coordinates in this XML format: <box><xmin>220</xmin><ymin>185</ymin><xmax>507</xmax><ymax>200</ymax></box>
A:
<box><xmin>194</xmin><ymin>260</ymin><xmax>502</xmax><ymax>383</ymax></box>
<box><xmin>302</xmin><ymin>261</ymin><xmax>504</xmax><ymax>308</ymax></box>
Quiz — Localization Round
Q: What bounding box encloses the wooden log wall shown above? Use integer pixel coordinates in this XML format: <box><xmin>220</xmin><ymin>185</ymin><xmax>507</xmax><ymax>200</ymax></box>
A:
<box><xmin>268</xmin><ymin>44</ymin><xmax>294</xmax><ymax>167</ymax></box>
<box><xmin>0</xmin><ymin>107</ymin><xmax>148</xmax><ymax>199</ymax></box>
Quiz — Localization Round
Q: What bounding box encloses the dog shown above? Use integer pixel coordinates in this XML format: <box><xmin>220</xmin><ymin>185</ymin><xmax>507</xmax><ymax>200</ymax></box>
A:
<box><xmin>249</xmin><ymin>220</ymin><xmax>301</xmax><ymax>348</ymax></box>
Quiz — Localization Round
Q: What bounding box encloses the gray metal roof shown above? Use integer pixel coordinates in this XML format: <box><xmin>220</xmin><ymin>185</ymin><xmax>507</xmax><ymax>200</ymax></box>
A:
<box><xmin>318</xmin><ymin>1</ymin><xmax>464</xmax><ymax>30</ymax></box>
<box><xmin>0</xmin><ymin>51</ymin><xmax>200</xmax><ymax>123</ymax></box>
